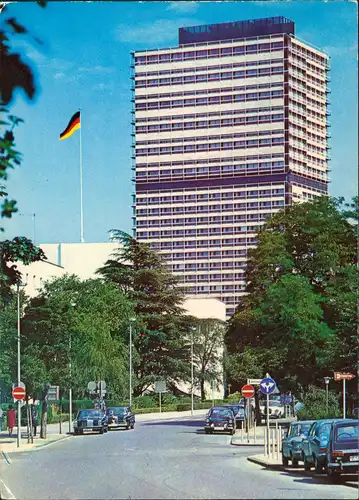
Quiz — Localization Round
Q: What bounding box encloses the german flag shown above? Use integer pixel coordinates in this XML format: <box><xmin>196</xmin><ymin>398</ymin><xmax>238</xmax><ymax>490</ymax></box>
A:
<box><xmin>59</xmin><ymin>111</ymin><xmax>81</xmax><ymax>140</ymax></box>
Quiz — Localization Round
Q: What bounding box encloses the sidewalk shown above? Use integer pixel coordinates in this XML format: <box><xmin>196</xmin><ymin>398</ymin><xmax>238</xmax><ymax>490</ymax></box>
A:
<box><xmin>0</xmin><ymin>409</ymin><xmax>208</xmax><ymax>455</ymax></box>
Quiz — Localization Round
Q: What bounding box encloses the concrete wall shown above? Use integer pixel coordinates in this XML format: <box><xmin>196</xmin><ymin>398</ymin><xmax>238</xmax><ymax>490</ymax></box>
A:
<box><xmin>13</xmin><ymin>242</ymin><xmax>120</xmax><ymax>298</ymax></box>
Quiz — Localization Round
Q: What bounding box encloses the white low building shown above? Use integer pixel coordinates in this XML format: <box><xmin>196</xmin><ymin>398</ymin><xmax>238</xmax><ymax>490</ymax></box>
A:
<box><xmin>14</xmin><ymin>242</ymin><xmax>119</xmax><ymax>297</ymax></box>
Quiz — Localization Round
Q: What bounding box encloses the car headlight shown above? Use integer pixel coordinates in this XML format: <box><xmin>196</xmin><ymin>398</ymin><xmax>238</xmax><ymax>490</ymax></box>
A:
<box><xmin>205</xmin><ymin>418</ymin><xmax>210</xmax><ymax>423</ymax></box>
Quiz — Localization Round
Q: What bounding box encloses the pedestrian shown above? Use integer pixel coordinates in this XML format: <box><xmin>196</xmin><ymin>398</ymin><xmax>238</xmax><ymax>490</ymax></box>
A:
<box><xmin>31</xmin><ymin>405</ymin><xmax>38</xmax><ymax>437</ymax></box>
<box><xmin>0</xmin><ymin>406</ymin><xmax>3</xmax><ymax>432</ymax></box>
<box><xmin>7</xmin><ymin>405</ymin><xmax>16</xmax><ymax>437</ymax></box>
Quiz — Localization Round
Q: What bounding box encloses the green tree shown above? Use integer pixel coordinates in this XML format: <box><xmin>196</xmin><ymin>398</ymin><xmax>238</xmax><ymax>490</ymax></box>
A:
<box><xmin>0</xmin><ymin>2</ymin><xmax>46</xmax><ymax>231</ymax></box>
<box><xmin>97</xmin><ymin>230</ymin><xmax>192</xmax><ymax>396</ymax></box>
<box><xmin>296</xmin><ymin>386</ymin><xmax>341</xmax><ymax>420</ymax></box>
<box><xmin>226</xmin><ymin>197</ymin><xmax>357</xmax><ymax>396</ymax></box>
<box><xmin>22</xmin><ymin>275</ymin><xmax>134</xmax><ymax>401</ymax></box>
<box><xmin>191</xmin><ymin>318</ymin><xmax>225</xmax><ymax>401</ymax></box>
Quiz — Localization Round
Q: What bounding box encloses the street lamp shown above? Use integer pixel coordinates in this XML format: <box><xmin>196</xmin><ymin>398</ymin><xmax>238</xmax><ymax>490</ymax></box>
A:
<box><xmin>68</xmin><ymin>301</ymin><xmax>76</xmax><ymax>434</ymax></box>
<box><xmin>129</xmin><ymin>318</ymin><xmax>136</xmax><ymax>408</ymax></box>
<box><xmin>324</xmin><ymin>377</ymin><xmax>331</xmax><ymax>414</ymax></box>
<box><xmin>16</xmin><ymin>282</ymin><xmax>26</xmax><ymax>448</ymax></box>
<box><xmin>190</xmin><ymin>326</ymin><xmax>196</xmax><ymax>416</ymax></box>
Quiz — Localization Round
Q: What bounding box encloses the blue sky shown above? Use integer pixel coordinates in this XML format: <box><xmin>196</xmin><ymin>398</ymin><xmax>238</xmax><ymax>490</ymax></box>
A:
<box><xmin>2</xmin><ymin>1</ymin><xmax>358</xmax><ymax>244</ymax></box>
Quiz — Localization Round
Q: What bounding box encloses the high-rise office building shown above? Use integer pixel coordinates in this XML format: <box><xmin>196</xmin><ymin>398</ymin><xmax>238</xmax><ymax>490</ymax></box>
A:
<box><xmin>132</xmin><ymin>17</ymin><xmax>329</xmax><ymax>317</ymax></box>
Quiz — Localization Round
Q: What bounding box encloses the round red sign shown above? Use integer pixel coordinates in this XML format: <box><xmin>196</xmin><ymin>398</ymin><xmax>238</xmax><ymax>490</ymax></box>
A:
<box><xmin>12</xmin><ymin>386</ymin><xmax>26</xmax><ymax>401</ymax></box>
<box><xmin>241</xmin><ymin>384</ymin><xmax>255</xmax><ymax>399</ymax></box>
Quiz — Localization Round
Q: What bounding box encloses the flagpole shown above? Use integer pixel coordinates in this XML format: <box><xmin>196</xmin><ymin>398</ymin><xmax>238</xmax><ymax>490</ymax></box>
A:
<box><xmin>79</xmin><ymin>108</ymin><xmax>84</xmax><ymax>243</ymax></box>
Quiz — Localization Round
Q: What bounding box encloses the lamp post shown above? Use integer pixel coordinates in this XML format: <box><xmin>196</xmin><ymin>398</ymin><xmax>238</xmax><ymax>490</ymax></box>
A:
<box><xmin>68</xmin><ymin>302</ymin><xmax>76</xmax><ymax>434</ymax></box>
<box><xmin>190</xmin><ymin>326</ymin><xmax>196</xmax><ymax>416</ymax></box>
<box><xmin>129</xmin><ymin>318</ymin><xmax>136</xmax><ymax>408</ymax></box>
<box><xmin>16</xmin><ymin>282</ymin><xmax>26</xmax><ymax>448</ymax></box>
<box><xmin>324</xmin><ymin>377</ymin><xmax>331</xmax><ymax>415</ymax></box>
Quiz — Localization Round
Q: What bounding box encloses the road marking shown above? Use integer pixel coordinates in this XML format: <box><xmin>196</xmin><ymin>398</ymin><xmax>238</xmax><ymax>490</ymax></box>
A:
<box><xmin>1</xmin><ymin>450</ymin><xmax>12</xmax><ymax>464</ymax></box>
<box><xmin>0</xmin><ymin>478</ymin><xmax>16</xmax><ymax>500</ymax></box>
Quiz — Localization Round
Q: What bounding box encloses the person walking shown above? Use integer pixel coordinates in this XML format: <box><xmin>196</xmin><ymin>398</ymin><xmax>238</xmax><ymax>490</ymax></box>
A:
<box><xmin>0</xmin><ymin>407</ymin><xmax>3</xmax><ymax>432</ymax></box>
<box><xmin>7</xmin><ymin>405</ymin><xmax>16</xmax><ymax>437</ymax></box>
<box><xmin>31</xmin><ymin>405</ymin><xmax>39</xmax><ymax>437</ymax></box>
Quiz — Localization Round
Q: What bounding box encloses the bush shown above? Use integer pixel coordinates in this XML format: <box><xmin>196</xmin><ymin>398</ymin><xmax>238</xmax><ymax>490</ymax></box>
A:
<box><xmin>296</xmin><ymin>386</ymin><xmax>341</xmax><ymax>420</ymax></box>
<box><xmin>226</xmin><ymin>392</ymin><xmax>242</xmax><ymax>402</ymax></box>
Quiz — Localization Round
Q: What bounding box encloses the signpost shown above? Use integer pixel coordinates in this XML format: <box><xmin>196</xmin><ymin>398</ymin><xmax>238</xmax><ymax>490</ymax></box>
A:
<box><xmin>155</xmin><ymin>381</ymin><xmax>166</xmax><ymax>413</ymax></box>
<box><xmin>47</xmin><ymin>386</ymin><xmax>59</xmax><ymax>402</ymax></box>
<box><xmin>260</xmin><ymin>375</ymin><xmax>277</xmax><ymax>456</ymax></box>
<box><xmin>247</xmin><ymin>379</ymin><xmax>262</xmax><ymax>385</ymax></box>
<box><xmin>12</xmin><ymin>386</ymin><xmax>25</xmax><ymax>401</ymax></box>
<box><xmin>334</xmin><ymin>372</ymin><xmax>355</xmax><ymax>419</ymax></box>
<box><xmin>242</xmin><ymin>384</ymin><xmax>255</xmax><ymax>441</ymax></box>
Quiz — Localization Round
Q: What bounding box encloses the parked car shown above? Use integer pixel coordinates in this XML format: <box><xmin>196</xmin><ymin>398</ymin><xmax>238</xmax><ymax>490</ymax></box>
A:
<box><xmin>106</xmin><ymin>406</ymin><xmax>135</xmax><ymax>430</ymax></box>
<box><xmin>260</xmin><ymin>400</ymin><xmax>285</xmax><ymax>420</ymax></box>
<box><xmin>282</xmin><ymin>420</ymin><xmax>315</xmax><ymax>467</ymax></box>
<box><xmin>301</xmin><ymin>419</ymin><xmax>341</xmax><ymax>472</ymax></box>
<box><xmin>73</xmin><ymin>409</ymin><xmax>108</xmax><ymax>435</ymax></box>
<box><xmin>204</xmin><ymin>406</ymin><xmax>236</xmax><ymax>435</ymax></box>
<box><xmin>327</xmin><ymin>419</ymin><xmax>359</xmax><ymax>483</ymax></box>
<box><xmin>224</xmin><ymin>404</ymin><xmax>245</xmax><ymax>428</ymax></box>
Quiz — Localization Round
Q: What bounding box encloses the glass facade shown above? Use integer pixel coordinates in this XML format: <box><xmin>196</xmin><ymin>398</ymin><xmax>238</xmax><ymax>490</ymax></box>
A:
<box><xmin>132</xmin><ymin>17</ymin><xmax>329</xmax><ymax>317</ymax></box>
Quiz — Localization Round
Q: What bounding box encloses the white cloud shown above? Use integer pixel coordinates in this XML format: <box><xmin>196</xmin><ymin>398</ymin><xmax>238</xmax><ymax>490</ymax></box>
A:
<box><xmin>54</xmin><ymin>72</ymin><xmax>65</xmax><ymax>80</ymax></box>
<box><xmin>79</xmin><ymin>65</ymin><xmax>115</xmax><ymax>74</ymax></box>
<box><xmin>166</xmin><ymin>1</ymin><xmax>199</xmax><ymax>13</ymax></box>
<box><xmin>114</xmin><ymin>17</ymin><xmax>202</xmax><ymax>45</ymax></box>
<box><xmin>93</xmin><ymin>83</ymin><xmax>113</xmax><ymax>91</ymax></box>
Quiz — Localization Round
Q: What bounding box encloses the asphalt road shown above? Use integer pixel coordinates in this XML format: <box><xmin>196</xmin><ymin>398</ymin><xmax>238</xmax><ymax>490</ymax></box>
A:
<box><xmin>0</xmin><ymin>416</ymin><xmax>357</xmax><ymax>500</ymax></box>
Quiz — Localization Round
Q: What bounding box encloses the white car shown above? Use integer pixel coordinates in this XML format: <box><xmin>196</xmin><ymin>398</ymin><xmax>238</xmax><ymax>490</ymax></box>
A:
<box><xmin>260</xmin><ymin>400</ymin><xmax>285</xmax><ymax>419</ymax></box>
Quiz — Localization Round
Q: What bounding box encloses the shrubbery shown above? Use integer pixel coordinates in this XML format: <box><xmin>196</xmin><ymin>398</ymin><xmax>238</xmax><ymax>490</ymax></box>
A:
<box><xmin>296</xmin><ymin>386</ymin><xmax>341</xmax><ymax>420</ymax></box>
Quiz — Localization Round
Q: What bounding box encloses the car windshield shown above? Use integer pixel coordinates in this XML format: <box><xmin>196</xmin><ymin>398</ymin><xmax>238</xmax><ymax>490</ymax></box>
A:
<box><xmin>107</xmin><ymin>407</ymin><xmax>127</xmax><ymax>415</ymax></box>
<box><xmin>210</xmin><ymin>409</ymin><xmax>233</xmax><ymax>418</ymax></box>
<box><xmin>78</xmin><ymin>410</ymin><xmax>102</xmax><ymax>418</ymax></box>
<box><xmin>229</xmin><ymin>406</ymin><xmax>240</xmax><ymax>414</ymax></box>
<box><xmin>335</xmin><ymin>424</ymin><xmax>359</xmax><ymax>441</ymax></box>
<box><xmin>269</xmin><ymin>401</ymin><xmax>281</xmax><ymax>407</ymax></box>
<box><xmin>291</xmin><ymin>424</ymin><xmax>311</xmax><ymax>437</ymax></box>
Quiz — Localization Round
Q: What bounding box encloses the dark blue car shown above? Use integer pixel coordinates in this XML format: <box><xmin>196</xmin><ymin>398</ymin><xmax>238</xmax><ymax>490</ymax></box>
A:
<box><xmin>301</xmin><ymin>419</ymin><xmax>341</xmax><ymax>472</ymax></box>
<box><xmin>204</xmin><ymin>406</ymin><xmax>236</xmax><ymax>435</ymax></box>
<box><xmin>282</xmin><ymin>420</ymin><xmax>315</xmax><ymax>467</ymax></box>
<box><xmin>73</xmin><ymin>409</ymin><xmax>108</xmax><ymax>435</ymax></box>
<box><xmin>327</xmin><ymin>419</ymin><xmax>359</xmax><ymax>483</ymax></box>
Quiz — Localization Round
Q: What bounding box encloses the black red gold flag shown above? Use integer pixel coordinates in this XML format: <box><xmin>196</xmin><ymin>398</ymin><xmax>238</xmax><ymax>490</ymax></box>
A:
<box><xmin>60</xmin><ymin>111</ymin><xmax>81</xmax><ymax>140</ymax></box>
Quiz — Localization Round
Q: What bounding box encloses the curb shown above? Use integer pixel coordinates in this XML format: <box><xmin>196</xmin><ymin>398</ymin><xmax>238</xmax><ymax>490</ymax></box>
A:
<box><xmin>247</xmin><ymin>457</ymin><xmax>358</xmax><ymax>489</ymax></box>
<box><xmin>247</xmin><ymin>456</ymin><xmax>283</xmax><ymax>470</ymax></box>
<box><xmin>231</xmin><ymin>441</ymin><xmax>264</xmax><ymax>447</ymax></box>
<box><xmin>1</xmin><ymin>435</ymin><xmax>72</xmax><ymax>455</ymax></box>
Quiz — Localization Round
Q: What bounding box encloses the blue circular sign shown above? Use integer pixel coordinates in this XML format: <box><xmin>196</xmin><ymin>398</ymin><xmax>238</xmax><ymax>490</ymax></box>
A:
<box><xmin>259</xmin><ymin>377</ymin><xmax>277</xmax><ymax>395</ymax></box>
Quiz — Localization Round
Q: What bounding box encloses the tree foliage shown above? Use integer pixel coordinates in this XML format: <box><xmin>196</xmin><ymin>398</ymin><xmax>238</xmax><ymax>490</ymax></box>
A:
<box><xmin>226</xmin><ymin>197</ymin><xmax>357</xmax><ymax>397</ymax></box>
<box><xmin>0</xmin><ymin>3</ymin><xmax>46</xmax><ymax>231</ymax></box>
<box><xmin>21</xmin><ymin>275</ymin><xmax>135</xmax><ymax>400</ymax></box>
<box><xmin>296</xmin><ymin>386</ymin><xmax>341</xmax><ymax>420</ymax></box>
<box><xmin>97</xmin><ymin>230</ymin><xmax>192</xmax><ymax>395</ymax></box>
<box><xmin>191</xmin><ymin>318</ymin><xmax>225</xmax><ymax>401</ymax></box>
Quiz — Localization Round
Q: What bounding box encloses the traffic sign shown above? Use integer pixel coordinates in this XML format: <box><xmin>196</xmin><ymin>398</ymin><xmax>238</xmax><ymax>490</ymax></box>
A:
<box><xmin>155</xmin><ymin>381</ymin><xmax>166</xmax><ymax>393</ymax></box>
<box><xmin>12</xmin><ymin>386</ymin><xmax>26</xmax><ymax>401</ymax></box>
<box><xmin>241</xmin><ymin>384</ymin><xmax>255</xmax><ymax>398</ymax></box>
<box><xmin>259</xmin><ymin>377</ymin><xmax>277</xmax><ymax>395</ymax></box>
<box><xmin>248</xmin><ymin>379</ymin><xmax>262</xmax><ymax>385</ymax></box>
<box><xmin>334</xmin><ymin>372</ymin><xmax>355</xmax><ymax>381</ymax></box>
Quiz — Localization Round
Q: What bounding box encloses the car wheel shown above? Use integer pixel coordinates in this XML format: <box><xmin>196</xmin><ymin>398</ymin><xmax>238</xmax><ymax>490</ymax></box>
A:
<box><xmin>282</xmin><ymin>453</ymin><xmax>289</xmax><ymax>466</ymax></box>
<box><xmin>205</xmin><ymin>429</ymin><xmax>209</xmax><ymax>434</ymax></box>
<box><xmin>292</xmin><ymin>457</ymin><xmax>299</xmax><ymax>467</ymax></box>
<box><xmin>74</xmin><ymin>429</ymin><xmax>79</xmax><ymax>435</ymax></box>
<box><xmin>314</xmin><ymin>456</ymin><xmax>322</xmax><ymax>474</ymax></box>
<box><xmin>304</xmin><ymin>456</ymin><xmax>311</xmax><ymax>471</ymax></box>
<box><xmin>126</xmin><ymin>424</ymin><xmax>130</xmax><ymax>430</ymax></box>
<box><xmin>130</xmin><ymin>424</ymin><xmax>134</xmax><ymax>430</ymax></box>
<box><xmin>231</xmin><ymin>429</ymin><xmax>235</xmax><ymax>435</ymax></box>
<box><xmin>99</xmin><ymin>428</ymin><xmax>104</xmax><ymax>434</ymax></box>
